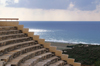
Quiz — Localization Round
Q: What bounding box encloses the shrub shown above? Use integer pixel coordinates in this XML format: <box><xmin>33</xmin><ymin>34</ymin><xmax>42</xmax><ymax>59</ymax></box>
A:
<box><xmin>62</xmin><ymin>44</ymin><xmax>100</xmax><ymax>65</ymax></box>
<box><xmin>95</xmin><ymin>60</ymin><xmax>100</xmax><ymax>66</ymax></box>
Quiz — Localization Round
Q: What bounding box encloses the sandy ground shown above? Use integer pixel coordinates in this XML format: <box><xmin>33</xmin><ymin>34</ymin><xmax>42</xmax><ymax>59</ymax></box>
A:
<box><xmin>45</xmin><ymin>41</ymin><xmax>76</xmax><ymax>50</ymax></box>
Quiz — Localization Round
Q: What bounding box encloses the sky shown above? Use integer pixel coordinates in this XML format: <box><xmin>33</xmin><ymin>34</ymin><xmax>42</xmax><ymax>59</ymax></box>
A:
<box><xmin>0</xmin><ymin>0</ymin><xmax>100</xmax><ymax>21</ymax></box>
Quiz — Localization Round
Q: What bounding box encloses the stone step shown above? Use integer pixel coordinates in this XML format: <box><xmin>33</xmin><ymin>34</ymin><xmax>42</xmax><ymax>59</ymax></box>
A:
<box><xmin>50</xmin><ymin>60</ymin><xmax>65</xmax><ymax>66</ymax></box>
<box><xmin>0</xmin><ymin>44</ymin><xmax>43</xmax><ymax>63</ymax></box>
<box><xmin>0</xmin><ymin>26</ymin><xmax>17</xmax><ymax>31</ymax></box>
<box><xmin>64</xmin><ymin>64</ymin><xmax>73</xmax><ymax>66</ymax></box>
<box><xmin>6</xmin><ymin>48</ymin><xmax>48</xmax><ymax>66</ymax></box>
<box><xmin>0</xmin><ymin>61</ymin><xmax>5</xmax><ymax>66</ymax></box>
<box><xmin>0</xmin><ymin>33</ymin><xmax>28</xmax><ymax>41</ymax></box>
<box><xmin>0</xmin><ymin>40</ymin><xmax>36</xmax><ymax>56</ymax></box>
<box><xmin>34</xmin><ymin>56</ymin><xmax>59</xmax><ymax>66</ymax></box>
<box><xmin>0</xmin><ymin>37</ymin><xmax>33</xmax><ymax>47</ymax></box>
<box><xmin>0</xmin><ymin>30</ymin><xmax>22</xmax><ymax>35</ymax></box>
<box><xmin>20</xmin><ymin>52</ymin><xmax>53</xmax><ymax>66</ymax></box>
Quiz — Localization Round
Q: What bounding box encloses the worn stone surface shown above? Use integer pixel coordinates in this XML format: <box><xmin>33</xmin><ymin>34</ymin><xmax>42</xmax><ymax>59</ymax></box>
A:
<box><xmin>0</xmin><ymin>25</ymin><xmax>81</xmax><ymax>66</ymax></box>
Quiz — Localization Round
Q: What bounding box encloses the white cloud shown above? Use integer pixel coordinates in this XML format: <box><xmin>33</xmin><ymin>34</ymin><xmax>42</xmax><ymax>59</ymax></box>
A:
<box><xmin>0</xmin><ymin>5</ymin><xmax>100</xmax><ymax>21</ymax></box>
<box><xmin>0</xmin><ymin>0</ymin><xmax>6</xmax><ymax>6</ymax></box>
<box><xmin>14</xmin><ymin>0</ymin><xmax>19</xmax><ymax>3</ymax></box>
<box><xmin>0</xmin><ymin>0</ymin><xmax>19</xmax><ymax>7</ymax></box>
<box><xmin>69</xmin><ymin>2</ymin><xmax>74</xmax><ymax>9</ymax></box>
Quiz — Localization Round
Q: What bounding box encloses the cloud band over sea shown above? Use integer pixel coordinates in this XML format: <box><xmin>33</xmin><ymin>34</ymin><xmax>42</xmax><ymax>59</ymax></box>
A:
<box><xmin>0</xmin><ymin>0</ymin><xmax>100</xmax><ymax>21</ymax></box>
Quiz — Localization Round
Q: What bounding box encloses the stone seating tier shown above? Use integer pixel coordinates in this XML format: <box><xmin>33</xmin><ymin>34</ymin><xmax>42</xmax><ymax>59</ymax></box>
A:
<box><xmin>0</xmin><ymin>21</ymin><xmax>81</xmax><ymax>66</ymax></box>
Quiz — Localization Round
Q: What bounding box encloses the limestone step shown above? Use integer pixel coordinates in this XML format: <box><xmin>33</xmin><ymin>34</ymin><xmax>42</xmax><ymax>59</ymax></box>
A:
<box><xmin>64</xmin><ymin>64</ymin><xmax>73</xmax><ymax>66</ymax></box>
<box><xmin>0</xmin><ymin>61</ymin><xmax>5</xmax><ymax>66</ymax></box>
<box><xmin>0</xmin><ymin>26</ymin><xmax>17</xmax><ymax>31</ymax></box>
<box><xmin>0</xmin><ymin>37</ymin><xmax>33</xmax><ymax>47</ymax></box>
<box><xmin>0</xmin><ymin>33</ymin><xmax>28</xmax><ymax>41</ymax></box>
<box><xmin>6</xmin><ymin>48</ymin><xmax>48</xmax><ymax>66</ymax></box>
<box><xmin>0</xmin><ymin>40</ymin><xmax>35</xmax><ymax>56</ymax></box>
<box><xmin>50</xmin><ymin>60</ymin><xmax>65</xmax><ymax>66</ymax></box>
<box><xmin>34</xmin><ymin>56</ymin><xmax>59</xmax><ymax>66</ymax></box>
<box><xmin>0</xmin><ymin>44</ymin><xmax>43</xmax><ymax>63</ymax></box>
<box><xmin>0</xmin><ymin>30</ymin><xmax>22</xmax><ymax>35</ymax></box>
<box><xmin>20</xmin><ymin>52</ymin><xmax>52</xmax><ymax>66</ymax></box>
<box><xmin>0</xmin><ymin>24</ymin><xmax>81</xmax><ymax>66</ymax></box>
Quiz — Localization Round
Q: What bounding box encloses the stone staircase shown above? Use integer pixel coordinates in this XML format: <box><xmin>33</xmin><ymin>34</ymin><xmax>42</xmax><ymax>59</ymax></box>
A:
<box><xmin>0</xmin><ymin>18</ymin><xmax>81</xmax><ymax>66</ymax></box>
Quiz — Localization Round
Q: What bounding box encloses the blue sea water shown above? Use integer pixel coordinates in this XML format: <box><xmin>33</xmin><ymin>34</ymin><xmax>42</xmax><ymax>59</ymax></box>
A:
<box><xmin>19</xmin><ymin>21</ymin><xmax>100</xmax><ymax>45</ymax></box>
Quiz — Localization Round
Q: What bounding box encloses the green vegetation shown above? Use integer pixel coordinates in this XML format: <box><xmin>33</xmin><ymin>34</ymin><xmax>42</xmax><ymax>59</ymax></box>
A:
<box><xmin>95</xmin><ymin>60</ymin><xmax>100</xmax><ymax>66</ymax></box>
<box><xmin>62</xmin><ymin>44</ymin><xmax>100</xmax><ymax>65</ymax></box>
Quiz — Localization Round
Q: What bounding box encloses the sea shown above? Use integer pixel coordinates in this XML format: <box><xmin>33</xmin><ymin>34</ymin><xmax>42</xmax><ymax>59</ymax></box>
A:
<box><xmin>19</xmin><ymin>21</ymin><xmax>100</xmax><ymax>45</ymax></box>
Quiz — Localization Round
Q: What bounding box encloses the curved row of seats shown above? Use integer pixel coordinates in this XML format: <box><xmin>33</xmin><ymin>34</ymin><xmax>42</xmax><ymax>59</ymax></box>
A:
<box><xmin>0</xmin><ymin>26</ymin><xmax>73</xmax><ymax>66</ymax></box>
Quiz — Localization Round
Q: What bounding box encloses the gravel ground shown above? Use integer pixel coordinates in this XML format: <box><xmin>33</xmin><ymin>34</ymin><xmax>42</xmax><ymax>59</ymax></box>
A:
<box><xmin>45</xmin><ymin>41</ymin><xmax>76</xmax><ymax>50</ymax></box>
